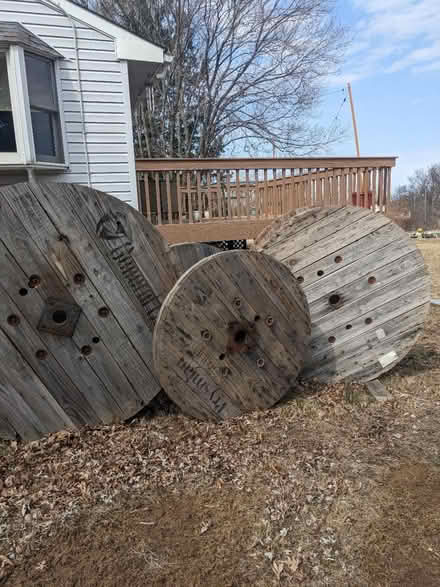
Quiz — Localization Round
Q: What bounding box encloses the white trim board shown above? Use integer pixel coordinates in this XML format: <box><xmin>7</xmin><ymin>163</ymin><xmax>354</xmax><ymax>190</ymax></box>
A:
<box><xmin>43</xmin><ymin>0</ymin><xmax>166</xmax><ymax>63</ymax></box>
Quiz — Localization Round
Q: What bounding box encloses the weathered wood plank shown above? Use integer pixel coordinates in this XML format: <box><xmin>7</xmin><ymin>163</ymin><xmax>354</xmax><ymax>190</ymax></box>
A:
<box><xmin>169</xmin><ymin>242</ymin><xmax>220</xmax><ymax>277</ymax></box>
<box><xmin>0</xmin><ymin>329</ymin><xmax>73</xmax><ymax>441</ymax></box>
<box><xmin>153</xmin><ymin>251</ymin><xmax>310</xmax><ymax>421</ymax></box>
<box><xmin>366</xmin><ymin>380</ymin><xmax>392</xmax><ymax>402</ymax></box>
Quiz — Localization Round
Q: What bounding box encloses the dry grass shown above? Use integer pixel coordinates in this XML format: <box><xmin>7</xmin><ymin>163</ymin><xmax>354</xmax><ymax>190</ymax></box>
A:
<box><xmin>416</xmin><ymin>240</ymin><xmax>440</xmax><ymax>297</ymax></box>
<box><xmin>1</xmin><ymin>245</ymin><xmax>440</xmax><ymax>586</ymax></box>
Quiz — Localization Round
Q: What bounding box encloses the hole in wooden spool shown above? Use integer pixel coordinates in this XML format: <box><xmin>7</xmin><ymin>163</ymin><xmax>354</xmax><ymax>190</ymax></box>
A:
<box><xmin>365</xmin><ymin>317</ymin><xmax>373</xmax><ymax>325</ymax></box>
<box><xmin>74</xmin><ymin>273</ymin><xmax>85</xmax><ymax>285</ymax></box>
<box><xmin>19</xmin><ymin>288</ymin><xmax>28</xmax><ymax>296</ymax></box>
<box><xmin>234</xmin><ymin>329</ymin><xmax>247</xmax><ymax>344</ymax></box>
<box><xmin>317</xmin><ymin>270</ymin><xmax>324</xmax><ymax>277</ymax></box>
<box><xmin>334</xmin><ymin>256</ymin><xmax>343</xmax><ymax>263</ymax></box>
<box><xmin>254</xmin><ymin>315</ymin><xmax>261</xmax><ymax>322</ymax></box>
<box><xmin>81</xmin><ymin>345</ymin><xmax>92</xmax><ymax>356</ymax></box>
<box><xmin>52</xmin><ymin>310</ymin><xmax>67</xmax><ymax>324</ymax></box>
<box><xmin>346</xmin><ymin>324</ymin><xmax>352</xmax><ymax>330</ymax></box>
<box><xmin>28</xmin><ymin>274</ymin><xmax>41</xmax><ymax>288</ymax></box>
<box><xmin>7</xmin><ymin>314</ymin><xmax>20</xmax><ymax>326</ymax></box>
<box><xmin>92</xmin><ymin>337</ymin><xmax>100</xmax><ymax>344</ymax></box>
<box><xmin>297</xmin><ymin>276</ymin><xmax>304</xmax><ymax>284</ymax></box>
<box><xmin>368</xmin><ymin>276</ymin><xmax>377</xmax><ymax>285</ymax></box>
<box><xmin>329</xmin><ymin>294</ymin><xmax>341</xmax><ymax>306</ymax></box>
<box><xmin>219</xmin><ymin>353</ymin><xmax>226</xmax><ymax>361</ymax></box>
<box><xmin>328</xmin><ymin>336</ymin><xmax>336</xmax><ymax>343</ymax></box>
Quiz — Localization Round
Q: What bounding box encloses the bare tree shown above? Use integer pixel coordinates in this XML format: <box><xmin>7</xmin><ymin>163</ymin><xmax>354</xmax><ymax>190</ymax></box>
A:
<box><xmin>97</xmin><ymin>0</ymin><xmax>346</xmax><ymax>157</ymax></box>
<box><xmin>393</xmin><ymin>163</ymin><xmax>440</xmax><ymax>230</ymax></box>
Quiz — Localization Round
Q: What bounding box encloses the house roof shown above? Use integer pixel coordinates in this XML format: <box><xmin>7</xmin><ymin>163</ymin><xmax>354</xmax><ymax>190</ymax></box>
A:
<box><xmin>73</xmin><ymin>2</ymin><xmax>166</xmax><ymax>51</ymax></box>
<box><xmin>0</xmin><ymin>22</ymin><xmax>63</xmax><ymax>59</ymax></box>
<box><xmin>45</xmin><ymin>0</ymin><xmax>168</xmax><ymax>64</ymax></box>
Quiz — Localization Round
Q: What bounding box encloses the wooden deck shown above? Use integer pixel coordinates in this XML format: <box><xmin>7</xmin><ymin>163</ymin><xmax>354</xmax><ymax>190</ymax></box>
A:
<box><xmin>136</xmin><ymin>157</ymin><xmax>397</xmax><ymax>243</ymax></box>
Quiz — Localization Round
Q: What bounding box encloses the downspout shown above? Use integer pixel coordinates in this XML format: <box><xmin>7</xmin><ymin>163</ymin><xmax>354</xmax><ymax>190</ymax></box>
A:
<box><xmin>64</xmin><ymin>10</ymin><xmax>92</xmax><ymax>187</ymax></box>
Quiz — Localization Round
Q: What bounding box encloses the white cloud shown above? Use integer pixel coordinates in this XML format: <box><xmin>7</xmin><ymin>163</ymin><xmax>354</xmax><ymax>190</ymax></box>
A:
<box><xmin>387</xmin><ymin>41</ymin><xmax>440</xmax><ymax>73</ymax></box>
<box><xmin>337</xmin><ymin>0</ymin><xmax>440</xmax><ymax>83</ymax></box>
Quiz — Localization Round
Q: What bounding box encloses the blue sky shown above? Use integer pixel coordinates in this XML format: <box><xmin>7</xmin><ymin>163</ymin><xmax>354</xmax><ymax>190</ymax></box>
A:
<box><xmin>319</xmin><ymin>0</ymin><xmax>440</xmax><ymax>190</ymax></box>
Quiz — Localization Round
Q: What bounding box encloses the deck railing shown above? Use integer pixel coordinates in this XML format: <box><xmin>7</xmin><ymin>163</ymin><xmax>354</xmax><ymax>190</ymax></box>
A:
<box><xmin>135</xmin><ymin>157</ymin><xmax>397</xmax><ymax>242</ymax></box>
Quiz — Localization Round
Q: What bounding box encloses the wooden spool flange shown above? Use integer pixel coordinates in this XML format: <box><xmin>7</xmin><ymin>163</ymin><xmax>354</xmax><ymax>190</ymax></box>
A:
<box><xmin>0</xmin><ymin>182</ymin><xmax>177</xmax><ymax>440</ymax></box>
<box><xmin>169</xmin><ymin>242</ymin><xmax>220</xmax><ymax>277</ymax></box>
<box><xmin>255</xmin><ymin>206</ymin><xmax>431</xmax><ymax>382</ymax></box>
<box><xmin>153</xmin><ymin>250</ymin><xmax>311</xmax><ymax>420</ymax></box>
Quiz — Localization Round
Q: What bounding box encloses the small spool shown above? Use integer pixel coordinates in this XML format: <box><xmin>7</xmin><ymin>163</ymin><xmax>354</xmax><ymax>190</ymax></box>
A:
<box><xmin>233</xmin><ymin>297</ymin><xmax>242</xmax><ymax>308</ymax></box>
<box><xmin>256</xmin><ymin>358</ymin><xmax>265</xmax><ymax>368</ymax></box>
<box><xmin>265</xmin><ymin>315</ymin><xmax>274</xmax><ymax>327</ymax></box>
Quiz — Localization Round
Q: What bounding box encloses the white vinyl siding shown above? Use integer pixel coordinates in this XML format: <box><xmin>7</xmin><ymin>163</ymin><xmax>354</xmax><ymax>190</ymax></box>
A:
<box><xmin>0</xmin><ymin>0</ymin><xmax>137</xmax><ymax>206</ymax></box>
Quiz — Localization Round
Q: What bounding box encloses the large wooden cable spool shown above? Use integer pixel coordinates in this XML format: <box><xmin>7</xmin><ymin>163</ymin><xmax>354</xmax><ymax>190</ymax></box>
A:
<box><xmin>0</xmin><ymin>182</ymin><xmax>177</xmax><ymax>440</ymax></box>
<box><xmin>169</xmin><ymin>242</ymin><xmax>220</xmax><ymax>277</ymax></box>
<box><xmin>255</xmin><ymin>206</ymin><xmax>431</xmax><ymax>382</ymax></box>
<box><xmin>153</xmin><ymin>250</ymin><xmax>311</xmax><ymax>420</ymax></box>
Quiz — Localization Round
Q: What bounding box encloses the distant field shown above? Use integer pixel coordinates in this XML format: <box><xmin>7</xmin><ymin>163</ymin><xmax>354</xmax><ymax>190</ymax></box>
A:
<box><xmin>417</xmin><ymin>240</ymin><xmax>440</xmax><ymax>298</ymax></box>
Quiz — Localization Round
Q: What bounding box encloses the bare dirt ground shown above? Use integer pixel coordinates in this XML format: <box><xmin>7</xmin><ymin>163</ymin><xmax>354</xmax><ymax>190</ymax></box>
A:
<box><xmin>1</xmin><ymin>242</ymin><xmax>439</xmax><ymax>586</ymax></box>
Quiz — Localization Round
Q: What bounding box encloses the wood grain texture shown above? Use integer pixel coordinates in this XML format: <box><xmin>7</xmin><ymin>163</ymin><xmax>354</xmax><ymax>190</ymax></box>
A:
<box><xmin>169</xmin><ymin>242</ymin><xmax>220</xmax><ymax>277</ymax></box>
<box><xmin>255</xmin><ymin>206</ymin><xmax>431</xmax><ymax>382</ymax></box>
<box><xmin>0</xmin><ymin>182</ymin><xmax>177</xmax><ymax>440</ymax></box>
<box><xmin>153</xmin><ymin>250</ymin><xmax>311</xmax><ymax>421</ymax></box>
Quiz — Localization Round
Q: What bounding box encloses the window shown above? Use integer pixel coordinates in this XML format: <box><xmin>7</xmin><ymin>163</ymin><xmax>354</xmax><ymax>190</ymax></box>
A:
<box><xmin>0</xmin><ymin>54</ymin><xmax>17</xmax><ymax>153</ymax></box>
<box><xmin>25</xmin><ymin>53</ymin><xmax>63</xmax><ymax>163</ymax></box>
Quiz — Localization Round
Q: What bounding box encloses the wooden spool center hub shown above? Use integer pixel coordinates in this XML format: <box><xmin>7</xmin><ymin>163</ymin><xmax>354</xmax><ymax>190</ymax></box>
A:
<box><xmin>153</xmin><ymin>250</ymin><xmax>311</xmax><ymax>421</ymax></box>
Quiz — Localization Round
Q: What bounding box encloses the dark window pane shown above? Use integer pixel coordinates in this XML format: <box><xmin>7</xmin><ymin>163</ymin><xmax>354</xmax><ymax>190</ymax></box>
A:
<box><xmin>31</xmin><ymin>110</ymin><xmax>56</xmax><ymax>157</ymax></box>
<box><xmin>0</xmin><ymin>111</ymin><xmax>17</xmax><ymax>152</ymax></box>
<box><xmin>25</xmin><ymin>54</ymin><xmax>57</xmax><ymax>111</ymax></box>
<box><xmin>0</xmin><ymin>55</ymin><xmax>16</xmax><ymax>153</ymax></box>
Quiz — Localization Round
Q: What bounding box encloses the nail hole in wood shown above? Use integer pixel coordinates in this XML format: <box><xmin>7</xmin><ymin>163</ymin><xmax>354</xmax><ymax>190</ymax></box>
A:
<box><xmin>52</xmin><ymin>310</ymin><xmax>67</xmax><ymax>324</ymax></box>
<box><xmin>317</xmin><ymin>270</ymin><xmax>324</xmax><ymax>277</ymax></box>
<box><xmin>346</xmin><ymin>324</ymin><xmax>352</xmax><ymax>330</ymax></box>
<box><xmin>7</xmin><ymin>315</ymin><xmax>20</xmax><ymax>326</ymax></box>
<box><xmin>297</xmin><ymin>276</ymin><xmax>304</xmax><ymax>284</ymax></box>
<box><xmin>19</xmin><ymin>288</ymin><xmax>28</xmax><ymax>296</ymax></box>
<box><xmin>36</xmin><ymin>349</ymin><xmax>48</xmax><ymax>360</ymax></box>
<box><xmin>219</xmin><ymin>353</ymin><xmax>226</xmax><ymax>360</ymax></box>
<box><xmin>92</xmin><ymin>337</ymin><xmax>100</xmax><ymax>344</ymax></box>
<box><xmin>74</xmin><ymin>273</ymin><xmax>85</xmax><ymax>285</ymax></box>
<box><xmin>329</xmin><ymin>294</ymin><xmax>341</xmax><ymax>306</ymax></box>
<box><xmin>328</xmin><ymin>336</ymin><xmax>336</xmax><ymax>343</ymax></box>
<box><xmin>81</xmin><ymin>345</ymin><xmax>92</xmax><ymax>356</ymax></box>
<box><xmin>334</xmin><ymin>256</ymin><xmax>343</xmax><ymax>263</ymax></box>
<box><xmin>254</xmin><ymin>315</ymin><xmax>261</xmax><ymax>322</ymax></box>
<box><xmin>98</xmin><ymin>307</ymin><xmax>110</xmax><ymax>317</ymax></box>
<box><xmin>368</xmin><ymin>276</ymin><xmax>377</xmax><ymax>285</ymax></box>
<box><xmin>28</xmin><ymin>275</ymin><xmax>41</xmax><ymax>288</ymax></box>
<box><xmin>365</xmin><ymin>317</ymin><xmax>373</xmax><ymax>325</ymax></box>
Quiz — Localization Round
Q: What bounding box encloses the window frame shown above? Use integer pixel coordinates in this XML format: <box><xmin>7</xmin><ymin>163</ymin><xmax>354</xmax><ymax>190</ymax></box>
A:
<box><xmin>0</xmin><ymin>45</ymin><xmax>67</xmax><ymax>169</ymax></box>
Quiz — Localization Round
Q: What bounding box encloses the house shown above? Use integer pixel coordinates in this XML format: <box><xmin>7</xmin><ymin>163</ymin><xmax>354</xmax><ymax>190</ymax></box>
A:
<box><xmin>0</xmin><ymin>0</ymin><xmax>169</xmax><ymax>208</ymax></box>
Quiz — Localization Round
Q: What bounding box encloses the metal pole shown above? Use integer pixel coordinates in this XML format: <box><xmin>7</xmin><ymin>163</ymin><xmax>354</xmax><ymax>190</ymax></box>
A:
<box><xmin>347</xmin><ymin>82</ymin><xmax>360</xmax><ymax>157</ymax></box>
